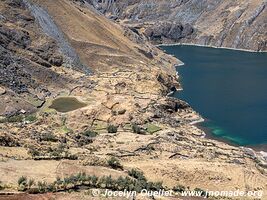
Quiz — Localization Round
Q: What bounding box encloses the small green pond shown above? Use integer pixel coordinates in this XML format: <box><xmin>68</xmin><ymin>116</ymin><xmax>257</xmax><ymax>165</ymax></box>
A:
<box><xmin>49</xmin><ymin>97</ymin><xmax>87</xmax><ymax>113</ymax></box>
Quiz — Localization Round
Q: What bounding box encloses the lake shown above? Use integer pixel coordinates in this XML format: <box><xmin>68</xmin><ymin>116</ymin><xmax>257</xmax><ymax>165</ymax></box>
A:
<box><xmin>161</xmin><ymin>45</ymin><xmax>267</xmax><ymax>148</ymax></box>
<box><xmin>49</xmin><ymin>97</ymin><xmax>87</xmax><ymax>113</ymax></box>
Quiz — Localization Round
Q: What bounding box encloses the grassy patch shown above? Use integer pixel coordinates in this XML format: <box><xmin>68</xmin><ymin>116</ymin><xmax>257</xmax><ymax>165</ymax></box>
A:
<box><xmin>123</xmin><ymin>123</ymin><xmax>132</xmax><ymax>131</ymax></box>
<box><xmin>25</xmin><ymin>115</ymin><xmax>37</xmax><ymax>122</ymax></box>
<box><xmin>61</xmin><ymin>126</ymin><xmax>73</xmax><ymax>134</ymax></box>
<box><xmin>145</xmin><ymin>124</ymin><xmax>162</xmax><ymax>134</ymax></box>
<box><xmin>6</xmin><ymin>115</ymin><xmax>24</xmax><ymax>123</ymax></box>
<box><xmin>0</xmin><ymin>114</ymin><xmax>38</xmax><ymax>124</ymax></box>
<box><xmin>92</xmin><ymin>121</ymin><xmax>107</xmax><ymax>131</ymax></box>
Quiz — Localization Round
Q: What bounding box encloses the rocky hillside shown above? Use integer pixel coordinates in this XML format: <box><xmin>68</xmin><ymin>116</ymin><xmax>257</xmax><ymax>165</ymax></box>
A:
<box><xmin>87</xmin><ymin>0</ymin><xmax>267</xmax><ymax>51</ymax></box>
<box><xmin>0</xmin><ymin>0</ymin><xmax>179</xmax><ymax>116</ymax></box>
<box><xmin>0</xmin><ymin>1</ymin><xmax>267</xmax><ymax>200</ymax></box>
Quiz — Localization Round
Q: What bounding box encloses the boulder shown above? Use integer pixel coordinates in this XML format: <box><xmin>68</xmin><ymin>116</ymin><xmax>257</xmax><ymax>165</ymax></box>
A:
<box><xmin>144</xmin><ymin>22</ymin><xmax>194</xmax><ymax>42</ymax></box>
<box><xmin>49</xmin><ymin>54</ymin><xmax>63</xmax><ymax>66</ymax></box>
<box><xmin>0</xmin><ymin>86</ymin><xmax>6</xmax><ymax>95</ymax></box>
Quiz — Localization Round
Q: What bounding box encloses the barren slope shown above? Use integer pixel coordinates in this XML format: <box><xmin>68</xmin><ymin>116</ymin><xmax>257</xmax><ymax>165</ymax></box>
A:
<box><xmin>33</xmin><ymin>0</ymin><xmax>180</xmax><ymax>73</ymax></box>
<box><xmin>0</xmin><ymin>1</ymin><xmax>267</xmax><ymax>200</ymax></box>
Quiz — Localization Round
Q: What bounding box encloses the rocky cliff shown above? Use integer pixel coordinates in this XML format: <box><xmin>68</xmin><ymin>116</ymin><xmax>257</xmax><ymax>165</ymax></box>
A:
<box><xmin>86</xmin><ymin>0</ymin><xmax>267</xmax><ymax>51</ymax></box>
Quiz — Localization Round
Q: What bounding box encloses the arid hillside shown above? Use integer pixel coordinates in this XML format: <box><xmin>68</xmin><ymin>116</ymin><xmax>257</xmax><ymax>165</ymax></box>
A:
<box><xmin>87</xmin><ymin>0</ymin><xmax>267</xmax><ymax>51</ymax></box>
<box><xmin>31</xmin><ymin>0</ymin><xmax>180</xmax><ymax>73</ymax></box>
<box><xmin>0</xmin><ymin>0</ymin><xmax>267</xmax><ymax>200</ymax></box>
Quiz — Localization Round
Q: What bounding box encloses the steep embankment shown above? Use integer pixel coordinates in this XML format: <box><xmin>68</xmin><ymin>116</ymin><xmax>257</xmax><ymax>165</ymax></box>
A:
<box><xmin>87</xmin><ymin>0</ymin><xmax>267</xmax><ymax>51</ymax></box>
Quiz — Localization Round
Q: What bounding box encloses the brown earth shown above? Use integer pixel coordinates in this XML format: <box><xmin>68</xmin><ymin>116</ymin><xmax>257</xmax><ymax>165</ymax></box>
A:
<box><xmin>0</xmin><ymin>0</ymin><xmax>267</xmax><ymax>200</ymax></box>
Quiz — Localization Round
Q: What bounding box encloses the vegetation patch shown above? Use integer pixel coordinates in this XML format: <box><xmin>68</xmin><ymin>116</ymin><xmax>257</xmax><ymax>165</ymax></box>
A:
<box><xmin>61</xmin><ymin>126</ymin><xmax>73</xmax><ymax>134</ymax></box>
<box><xmin>25</xmin><ymin>115</ymin><xmax>37</xmax><ymax>122</ymax></box>
<box><xmin>107</xmin><ymin>125</ymin><xmax>118</xmax><ymax>133</ymax></box>
<box><xmin>145</xmin><ymin>123</ymin><xmax>162</xmax><ymax>134</ymax></box>
<box><xmin>17</xmin><ymin>171</ymin><xmax>165</xmax><ymax>194</ymax></box>
<box><xmin>27</xmin><ymin>144</ymin><xmax>77</xmax><ymax>160</ymax></box>
<box><xmin>0</xmin><ymin>114</ymin><xmax>38</xmax><ymax>123</ymax></box>
<box><xmin>81</xmin><ymin>130</ymin><xmax>98</xmax><ymax>138</ymax></box>
<box><xmin>39</xmin><ymin>132</ymin><xmax>58</xmax><ymax>142</ymax></box>
<box><xmin>132</xmin><ymin>123</ymin><xmax>146</xmax><ymax>134</ymax></box>
<box><xmin>107</xmin><ymin>157</ymin><xmax>123</xmax><ymax>170</ymax></box>
<box><xmin>92</xmin><ymin>120</ymin><xmax>107</xmax><ymax>131</ymax></box>
<box><xmin>123</xmin><ymin>123</ymin><xmax>132</xmax><ymax>131</ymax></box>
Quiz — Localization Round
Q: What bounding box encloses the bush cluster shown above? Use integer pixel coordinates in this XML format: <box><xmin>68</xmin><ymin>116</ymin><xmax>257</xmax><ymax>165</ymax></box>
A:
<box><xmin>27</xmin><ymin>144</ymin><xmax>77</xmax><ymax>160</ymax></box>
<box><xmin>107</xmin><ymin>125</ymin><xmax>118</xmax><ymax>133</ymax></box>
<box><xmin>40</xmin><ymin>132</ymin><xmax>58</xmax><ymax>142</ymax></box>
<box><xmin>0</xmin><ymin>114</ymin><xmax>37</xmax><ymax>123</ymax></box>
<box><xmin>107</xmin><ymin>157</ymin><xmax>123</xmax><ymax>170</ymax></box>
<box><xmin>18</xmin><ymin>171</ymin><xmax>165</xmax><ymax>194</ymax></box>
<box><xmin>132</xmin><ymin>124</ymin><xmax>145</xmax><ymax>134</ymax></box>
<box><xmin>82</xmin><ymin>130</ymin><xmax>98</xmax><ymax>138</ymax></box>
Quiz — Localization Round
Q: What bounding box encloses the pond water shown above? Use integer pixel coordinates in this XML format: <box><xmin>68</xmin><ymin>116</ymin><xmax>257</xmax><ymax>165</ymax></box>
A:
<box><xmin>49</xmin><ymin>97</ymin><xmax>87</xmax><ymax>113</ymax></box>
<box><xmin>161</xmin><ymin>45</ymin><xmax>267</xmax><ymax>148</ymax></box>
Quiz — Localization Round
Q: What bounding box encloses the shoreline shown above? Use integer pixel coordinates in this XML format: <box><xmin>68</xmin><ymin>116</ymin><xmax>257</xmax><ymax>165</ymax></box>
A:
<box><xmin>158</xmin><ymin>42</ymin><xmax>267</xmax><ymax>53</ymax></box>
<box><xmin>194</xmin><ymin>119</ymin><xmax>267</xmax><ymax>153</ymax></box>
<box><xmin>163</xmin><ymin>44</ymin><xmax>267</xmax><ymax>153</ymax></box>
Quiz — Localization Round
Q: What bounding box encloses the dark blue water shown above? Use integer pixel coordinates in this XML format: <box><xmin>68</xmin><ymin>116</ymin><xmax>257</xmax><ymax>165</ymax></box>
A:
<box><xmin>161</xmin><ymin>45</ymin><xmax>267</xmax><ymax>147</ymax></box>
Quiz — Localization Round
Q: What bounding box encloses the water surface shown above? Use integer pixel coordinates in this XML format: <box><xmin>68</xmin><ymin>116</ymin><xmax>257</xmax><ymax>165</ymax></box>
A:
<box><xmin>161</xmin><ymin>45</ymin><xmax>267</xmax><ymax>147</ymax></box>
<box><xmin>49</xmin><ymin>97</ymin><xmax>87</xmax><ymax>113</ymax></box>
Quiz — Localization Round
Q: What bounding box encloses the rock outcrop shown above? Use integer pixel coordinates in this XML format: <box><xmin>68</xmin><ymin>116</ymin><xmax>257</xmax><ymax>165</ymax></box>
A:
<box><xmin>86</xmin><ymin>0</ymin><xmax>267</xmax><ymax>51</ymax></box>
<box><xmin>0</xmin><ymin>0</ymin><xmax>74</xmax><ymax>116</ymax></box>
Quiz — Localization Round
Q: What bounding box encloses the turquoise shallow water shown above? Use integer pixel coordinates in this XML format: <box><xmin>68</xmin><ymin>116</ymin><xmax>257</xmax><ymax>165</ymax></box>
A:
<box><xmin>161</xmin><ymin>45</ymin><xmax>267</xmax><ymax>147</ymax></box>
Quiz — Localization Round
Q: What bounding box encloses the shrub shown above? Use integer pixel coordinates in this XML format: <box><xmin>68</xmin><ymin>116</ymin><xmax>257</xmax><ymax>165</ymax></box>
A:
<box><xmin>128</xmin><ymin>169</ymin><xmax>147</xmax><ymax>182</ymax></box>
<box><xmin>150</xmin><ymin>181</ymin><xmax>163</xmax><ymax>191</ymax></box>
<box><xmin>107</xmin><ymin>157</ymin><xmax>123</xmax><ymax>170</ymax></box>
<box><xmin>132</xmin><ymin>124</ymin><xmax>144</xmax><ymax>134</ymax></box>
<box><xmin>18</xmin><ymin>176</ymin><xmax>27</xmax><ymax>186</ymax></box>
<box><xmin>173</xmin><ymin>184</ymin><xmax>186</xmax><ymax>193</ymax></box>
<box><xmin>25</xmin><ymin>115</ymin><xmax>37</xmax><ymax>122</ymax></box>
<box><xmin>16</xmin><ymin>170</ymin><xmax>166</xmax><ymax>194</ymax></box>
<box><xmin>107</xmin><ymin>125</ymin><xmax>118</xmax><ymax>133</ymax></box>
<box><xmin>91</xmin><ymin>175</ymin><xmax>98</xmax><ymax>187</ymax></box>
<box><xmin>111</xmin><ymin>110</ymin><xmax>117</xmax><ymax>116</ymax></box>
<box><xmin>0</xmin><ymin>181</ymin><xmax>3</xmax><ymax>190</ymax></box>
<box><xmin>7</xmin><ymin>115</ymin><xmax>24</xmax><ymax>123</ymax></box>
<box><xmin>37</xmin><ymin>181</ymin><xmax>47</xmax><ymax>193</ymax></box>
<box><xmin>41</xmin><ymin>132</ymin><xmax>58</xmax><ymax>142</ymax></box>
<box><xmin>0</xmin><ymin>117</ymin><xmax>7</xmax><ymax>123</ymax></box>
<box><xmin>28</xmin><ymin>179</ymin><xmax>35</xmax><ymax>189</ymax></box>
<box><xmin>28</xmin><ymin>147</ymin><xmax>40</xmax><ymax>157</ymax></box>
<box><xmin>82</xmin><ymin>130</ymin><xmax>98</xmax><ymax>138</ymax></box>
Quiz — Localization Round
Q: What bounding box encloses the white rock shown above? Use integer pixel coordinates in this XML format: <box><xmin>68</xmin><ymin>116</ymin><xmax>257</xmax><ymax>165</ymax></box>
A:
<box><xmin>0</xmin><ymin>87</ymin><xmax>6</xmax><ymax>95</ymax></box>
<box><xmin>20</xmin><ymin>109</ymin><xmax>26</xmax><ymax>114</ymax></box>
